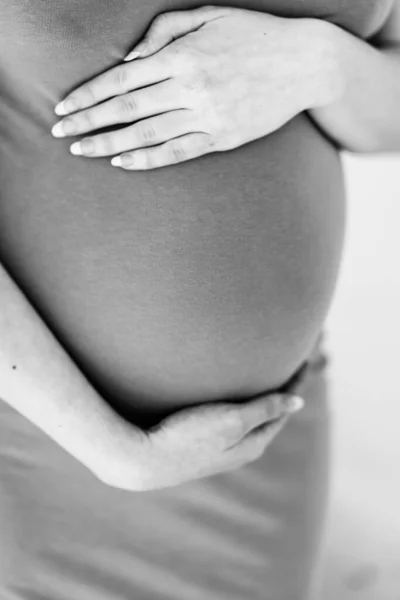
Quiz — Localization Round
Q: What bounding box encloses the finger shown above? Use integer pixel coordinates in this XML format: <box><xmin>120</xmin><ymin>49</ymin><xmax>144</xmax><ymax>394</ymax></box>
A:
<box><xmin>233</xmin><ymin>393</ymin><xmax>304</xmax><ymax>440</ymax></box>
<box><xmin>68</xmin><ymin>110</ymin><xmax>198</xmax><ymax>158</ymax></box>
<box><xmin>124</xmin><ymin>6</ymin><xmax>231</xmax><ymax>61</ymax></box>
<box><xmin>235</xmin><ymin>412</ymin><xmax>292</xmax><ymax>462</ymax></box>
<box><xmin>281</xmin><ymin>359</ymin><xmax>310</xmax><ymax>395</ymax></box>
<box><xmin>253</xmin><ymin>411</ymin><xmax>291</xmax><ymax>444</ymax></box>
<box><xmin>54</xmin><ymin>54</ymin><xmax>172</xmax><ymax>117</ymax></box>
<box><xmin>236</xmin><ymin>394</ymin><xmax>285</xmax><ymax>438</ymax></box>
<box><xmin>111</xmin><ymin>132</ymin><xmax>215</xmax><ymax>170</ymax></box>
<box><xmin>52</xmin><ymin>80</ymin><xmax>184</xmax><ymax>138</ymax></box>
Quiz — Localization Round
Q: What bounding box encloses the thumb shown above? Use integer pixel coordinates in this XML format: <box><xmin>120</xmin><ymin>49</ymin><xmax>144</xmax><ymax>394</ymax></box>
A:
<box><xmin>123</xmin><ymin>6</ymin><xmax>229</xmax><ymax>61</ymax></box>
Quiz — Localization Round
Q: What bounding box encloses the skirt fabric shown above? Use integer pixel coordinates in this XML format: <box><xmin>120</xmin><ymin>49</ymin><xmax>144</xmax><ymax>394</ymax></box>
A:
<box><xmin>0</xmin><ymin>331</ymin><xmax>331</xmax><ymax>600</ymax></box>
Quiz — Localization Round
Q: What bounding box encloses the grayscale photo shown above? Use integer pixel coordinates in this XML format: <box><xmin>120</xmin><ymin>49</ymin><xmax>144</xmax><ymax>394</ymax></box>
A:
<box><xmin>0</xmin><ymin>1</ymin><xmax>399</xmax><ymax>599</ymax></box>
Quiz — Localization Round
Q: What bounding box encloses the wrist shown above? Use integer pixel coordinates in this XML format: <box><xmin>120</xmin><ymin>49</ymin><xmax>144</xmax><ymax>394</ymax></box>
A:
<box><xmin>296</xmin><ymin>17</ymin><xmax>346</xmax><ymax>109</ymax></box>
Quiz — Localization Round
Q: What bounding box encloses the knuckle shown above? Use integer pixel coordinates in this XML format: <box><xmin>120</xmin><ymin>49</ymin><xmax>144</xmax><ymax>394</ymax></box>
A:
<box><xmin>170</xmin><ymin>47</ymin><xmax>198</xmax><ymax>73</ymax></box>
<box><xmin>154</xmin><ymin>12</ymin><xmax>170</xmax><ymax>26</ymax></box>
<box><xmin>101</xmin><ymin>133</ymin><xmax>116</xmax><ymax>155</ymax></box>
<box><xmin>83</xmin><ymin>109</ymin><xmax>95</xmax><ymax>129</ymax></box>
<box><xmin>194</xmin><ymin>66</ymin><xmax>212</xmax><ymax>90</ymax></box>
<box><xmin>138</xmin><ymin>124</ymin><xmax>158</xmax><ymax>144</ymax></box>
<box><xmin>197</xmin><ymin>66</ymin><xmax>213</xmax><ymax>89</ymax></box>
<box><xmin>144</xmin><ymin>149</ymin><xmax>157</xmax><ymax>170</ymax></box>
<box><xmin>182</xmin><ymin>50</ymin><xmax>199</xmax><ymax>70</ymax></box>
<box><xmin>84</xmin><ymin>83</ymin><xmax>96</xmax><ymax>106</ymax></box>
<box><xmin>119</xmin><ymin>93</ymin><xmax>137</xmax><ymax>116</ymax></box>
<box><xmin>113</xmin><ymin>66</ymin><xmax>129</xmax><ymax>92</ymax></box>
<box><xmin>169</xmin><ymin>142</ymin><xmax>187</xmax><ymax>163</ymax></box>
<box><xmin>184</xmin><ymin>67</ymin><xmax>214</xmax><ymax>96</ymax></box>
<box><xmin>150</xmin><ymin>51</ymin><xmax>170</xmax><ymax>76</ymax></box>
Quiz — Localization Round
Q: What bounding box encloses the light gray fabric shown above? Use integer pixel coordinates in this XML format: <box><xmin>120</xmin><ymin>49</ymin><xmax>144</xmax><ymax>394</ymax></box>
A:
<box><xmin>0</xmin><ymin>336</ymin><xmax>331</xmax><ymax>600</ymax></box>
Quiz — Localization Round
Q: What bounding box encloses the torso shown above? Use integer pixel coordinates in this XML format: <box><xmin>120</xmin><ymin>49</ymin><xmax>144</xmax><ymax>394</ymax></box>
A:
<box><xmin>0</xmin><ymin>1</ymin><xmax>387</xmax><ymax>426</ymax></box>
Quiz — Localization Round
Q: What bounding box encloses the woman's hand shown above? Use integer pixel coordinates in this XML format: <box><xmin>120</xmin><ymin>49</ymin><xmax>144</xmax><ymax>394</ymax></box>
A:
<box><xmin>96</xmin><ymin>368</ymin><xmax>307</xmax><ymax>492</ymax></box>
<box><xmin>51</xmin><ymin>6</ymin><xmax>338</xmax><ymax>170</ymax></box>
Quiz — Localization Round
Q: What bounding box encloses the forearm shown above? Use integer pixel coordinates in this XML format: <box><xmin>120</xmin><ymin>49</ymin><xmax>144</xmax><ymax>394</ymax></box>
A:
<box><xmin>0</xmin><ymin>259</ymin><xmax>141</xmax><ymax>477</ymax></box>
<box><xmin>307</xmin><ymin>19</ymin><xmax>400</xmax><ymax>153</ymax></box>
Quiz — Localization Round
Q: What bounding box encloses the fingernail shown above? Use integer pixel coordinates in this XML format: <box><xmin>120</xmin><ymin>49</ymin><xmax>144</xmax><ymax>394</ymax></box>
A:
<box><xmin>118</xmin><ymin>153</ymin><xmax>134</xmax><ymax>167</ymax></box>
<box><xmin>51</xmin><ymin>118</ymin><xmax>76</xmax><ymax>137</ymax></box>
<box><xmin>62</xmin><ymin>118</ymin><xmax>77</xmax><ymax>135</ymax></box>
<box><xmin>71</xmin><ymin>139</ymin><xmax>95</xmax><ymax>156</ymax></box>
<box><xmin>55</xmin><ymin>97</ymin><xmax>79</xmax><ymax>116</ymax></box>
<box><xmin>70</xmin><ymin>142</ymin><xmax>82</xmax><ymax>155</ymax></box>
<box><xmin>123</xmin><ymin>50</ymin><xmax>142</xmax><ymax>62</ymax></box>
<box><xmin>54</xmin><ymin>102</ymin><xmax>67</xmax><ymax>116</ymax></box>
<box><xmin>51</xmin><ymin>121</ymin><xmax>66</xmax><ymax>137</ymax></box>
<box><xmin>82</xmin><ymin>138</ymin><xmax>95</xmax><ymax>155</ymax></box>
<box><xmin>111</xmin><ymin>156</ymin><xmax>122</xmax><ymax>167</ymax></box>
<box><xmin>283</xmin><ymin>395</ymin><xmax>305</xmax><ymax>414</ymax></box>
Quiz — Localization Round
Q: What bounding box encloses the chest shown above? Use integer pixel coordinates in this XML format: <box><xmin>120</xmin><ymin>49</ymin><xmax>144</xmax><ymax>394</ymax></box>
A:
<box><xmin>0</xmin><ymin>0</ymin><xmax>389</xmax><ymax>51</ymax></box>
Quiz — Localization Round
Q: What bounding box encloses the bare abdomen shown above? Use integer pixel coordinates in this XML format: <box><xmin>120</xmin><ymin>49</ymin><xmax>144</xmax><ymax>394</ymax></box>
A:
<box><xmin>0</xmin><ymin>110</ymin><xmax>345</xmax><ymax>427</ymax></box>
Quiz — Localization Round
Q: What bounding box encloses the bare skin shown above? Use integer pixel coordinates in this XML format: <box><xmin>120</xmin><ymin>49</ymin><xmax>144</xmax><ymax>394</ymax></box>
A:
<box><xmin>2</xmin><ymin>1</ymin><xmax>400</xmax><ymax>492</ymax></box>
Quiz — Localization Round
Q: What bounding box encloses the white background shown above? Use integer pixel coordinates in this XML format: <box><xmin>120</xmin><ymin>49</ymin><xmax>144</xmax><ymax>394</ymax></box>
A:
<box><xmin>317</xmin><ymin>152</ymin><xmax>400</xmax><ymax>598</ymax></box>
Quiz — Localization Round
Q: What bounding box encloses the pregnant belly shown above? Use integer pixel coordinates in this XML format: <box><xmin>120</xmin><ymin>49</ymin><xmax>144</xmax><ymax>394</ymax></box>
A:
<box><xmin>0</xmin><ymin>111</ymin><xmax>345</xmax><ymax>427</ymax></box>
